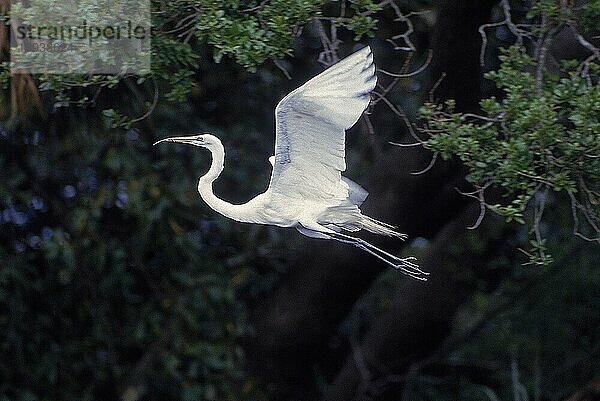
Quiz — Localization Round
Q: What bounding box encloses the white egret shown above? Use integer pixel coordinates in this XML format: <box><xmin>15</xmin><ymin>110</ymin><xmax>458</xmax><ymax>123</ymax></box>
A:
<box><xmin>155</xmin><ymin>46</ymin><xmax>428</xmax><ymax>280</ymax></box>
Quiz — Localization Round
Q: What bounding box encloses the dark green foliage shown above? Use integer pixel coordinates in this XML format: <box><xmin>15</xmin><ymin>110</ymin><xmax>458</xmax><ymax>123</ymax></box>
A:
<box><xmin>0</xmin><ymin>0</ymin><xmax>388</xmax><ymax>127</ymax></box>
<box><xmin>421</xmin><ymin>45</ymin><xmax>600</xmax><ymax>265</ymax></box>
<box><xmin>425</xmin><ymin>47</ymin><xmax>599</xmax><ymax>201</ymax></box>
<box><xmin>194</xmin><ymin>0</ymin><xmax>323</xmax><ymax>69</ymax></box>
<box><xmin>417</xmin><ymin>1</ymin><xmax>600</xmax><ymax>265</ymax></box>
<box><xmin>0</xmin><ymin>119</ymin><xmax>251</xmax><ymax>400</ymax></box>
<box><xmin>341</xmin><ymin>0</ymin><xmax>380</xmax><ymax>40</ymax></box>
<box><xmin>580</xmin><ymin>0</ymin><xmax>600</xmax><ymax>33</ymax></box>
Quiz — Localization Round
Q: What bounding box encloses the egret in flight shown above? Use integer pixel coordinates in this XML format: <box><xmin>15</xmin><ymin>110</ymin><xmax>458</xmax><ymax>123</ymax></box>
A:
<box><xmin>155</xmin><ymin>46</ymin><xmax>428</xmax><ymax>280</ymax></box>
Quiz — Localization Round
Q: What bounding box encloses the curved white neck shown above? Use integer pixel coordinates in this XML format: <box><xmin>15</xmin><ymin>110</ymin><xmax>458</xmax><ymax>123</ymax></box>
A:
<box><xmin>197</xmin><ymin>141</ymin><xmax>248</xmax><ymax>222</ymax></box>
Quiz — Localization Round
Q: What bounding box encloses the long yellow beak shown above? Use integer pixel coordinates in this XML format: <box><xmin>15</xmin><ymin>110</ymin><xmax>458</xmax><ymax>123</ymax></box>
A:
<box><xmin>153</xmin><ymin>135</ymin><xmax>198</xmax><ymax>146</ymax></box>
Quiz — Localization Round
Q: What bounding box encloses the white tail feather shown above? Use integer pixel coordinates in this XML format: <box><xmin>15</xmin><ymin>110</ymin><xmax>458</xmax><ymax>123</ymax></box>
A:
<box><xmin>360</xmin><ymin>216</ymin><xmax>408</xmax><ymax>239</ymax></box>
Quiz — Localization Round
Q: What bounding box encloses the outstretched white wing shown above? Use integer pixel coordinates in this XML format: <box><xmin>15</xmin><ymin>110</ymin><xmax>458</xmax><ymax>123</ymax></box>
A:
<box><xmin>267</xmin><ymin>46</ymin><xmax>377</xmax><ymax>202</ymax></box>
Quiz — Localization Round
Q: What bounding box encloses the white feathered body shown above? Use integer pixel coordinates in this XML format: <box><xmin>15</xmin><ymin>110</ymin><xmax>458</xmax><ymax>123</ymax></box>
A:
<box><xmin>157</xmin><ymin>46</ymin><xmax>425</xmax><ymax>278</ymax></box>
<box><xmin>196</xmin><ymin>46</ymin><xmax>402</xmax><ymax>238</ymax></box>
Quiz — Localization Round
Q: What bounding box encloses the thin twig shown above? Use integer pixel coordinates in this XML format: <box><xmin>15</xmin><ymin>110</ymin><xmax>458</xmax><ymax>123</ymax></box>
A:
<box><xmin>410</xmin><ymin>152</ymin><xmax>438</xmax><ymax>175</ymax></box>
<box><xmin>568</xmin><ymin>191</ymin><xmax>600</xmax><ymax>243</ymax></box>
<box><xmin>389</xmin><ymin>141</ymin><xmax>424</xmax><ymax>147</ymax></box>
<box><xmin>429</xmin><ymin>72</ymin><xmax>446</xmax><ymax>103</ymax></box>
<box><xmin>362</xmin><ymin>114</ymin><xmax>382</xmax><ymax>156</ymax></box>
<box><xmin>130</xmin><ymin>77</ymin><xmax>159</xmax><ymax>124</ymax></box>
<box><xmin>530</xmin><ymin>185</ymin><xmax>549</xmax><ymax>261</ymax></box>
<box><xmin>271</xmin><ymin>57</ymin><xmax>291</xmax><ymax>80</ymax></box>
<box><xmin>314</xmin><ymin>19</ymin><xmax>339</xmax><ymax>66</ymax></box>
<box><xmin>378</xmin><ymin>49</ymin><xmax>433</xmax><ymax>78</ymax></box>
<box><xmin>534</xmin><ymin>25</ymin><xmax>560</xmax><ymax>96</ymax></box>
<box><xmin>456</xmin><ymin>183</ymin><xmax>492</xmax><ymax>229</ymax></box>
<box><xmin>381</xmin><ymin>0</ymin><xmax>417</xmax><ymax>51</ymax></box>
<box><xmin>478</xmin><ymin>0</ymin><xmax>528</xmax><ymax>66</ymax></box>
<box><xmin>371</xmin><ymin>90</ymin><xmax>425</xmax><ymax>145</ymax></box>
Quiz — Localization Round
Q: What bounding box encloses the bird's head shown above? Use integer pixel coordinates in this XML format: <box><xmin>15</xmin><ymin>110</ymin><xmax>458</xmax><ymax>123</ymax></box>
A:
<box><xmin>153</xmin><ymin>133</ymin><xmax>219</xmax><ymax>148</ymax></box>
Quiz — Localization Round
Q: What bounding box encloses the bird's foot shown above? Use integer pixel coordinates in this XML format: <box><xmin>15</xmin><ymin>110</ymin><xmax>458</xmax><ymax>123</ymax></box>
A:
<box><xmin>386</xmin><ymin>255</ymin><xmax>429</xmax><ymax>276</ymax></box>
<box><xmin>392</xmin><ymin>263</ymin><xmax>429</xmax><ymax>281</ymax></box>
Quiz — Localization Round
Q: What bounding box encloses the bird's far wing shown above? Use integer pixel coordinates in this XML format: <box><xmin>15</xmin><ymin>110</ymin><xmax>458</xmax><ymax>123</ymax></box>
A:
<box><xmin>268</xmin><ymin>46</ymin><xmax>377</xmax><ymax>202</ymax></box>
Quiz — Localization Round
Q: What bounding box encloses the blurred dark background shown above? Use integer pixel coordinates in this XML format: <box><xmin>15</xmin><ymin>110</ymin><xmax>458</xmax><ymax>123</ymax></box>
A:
<box><xmin>0</xmin><ymin>1</ymin><xmax>599</xmax><ymax>401</ymax></box>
